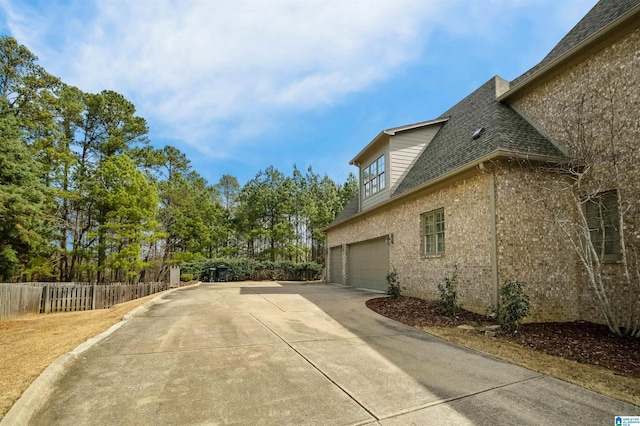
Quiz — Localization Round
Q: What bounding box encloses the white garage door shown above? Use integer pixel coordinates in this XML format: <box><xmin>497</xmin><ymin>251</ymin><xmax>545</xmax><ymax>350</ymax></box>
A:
<box><xmin>329</xmin><ymin>246</ymin><xmax>343</xmax><ymax>284</ymax></box>
<box><xmin>347</xmin><ymin>237</ymin><xmax>389</xmax><ymax>292</ymax></box>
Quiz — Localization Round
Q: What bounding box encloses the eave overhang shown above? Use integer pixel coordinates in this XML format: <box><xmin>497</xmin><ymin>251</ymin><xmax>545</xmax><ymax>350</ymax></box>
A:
<box><xmin>325</xmin><ymin>149</ymin><xmax>565</xmax><ymax>232</ymax></box>
<box><xmin>349</xmin><ymin>117</ymin><xmax>449</xmax><ymax>166</ymax></box>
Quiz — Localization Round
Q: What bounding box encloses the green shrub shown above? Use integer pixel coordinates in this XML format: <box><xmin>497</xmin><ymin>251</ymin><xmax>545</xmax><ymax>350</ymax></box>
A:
<box><xmin>437</xmin><ymin>264</ymin><xmax>462</xmax><ymax>315</ymax></box>
<box><xmin>385</xmin><ymin>269</ymin><xmax>401</xmax><ymax>298</ymax></box>
<box><xmin>180</xmin><ymin>273</ymin><xmax>194</xmax><ymax>282</ymax></box>
<box><xmin>303</xmin><ymin>262</ymin><xmax>323</xmax><ymax>280</ymax></box>
<box><xmin>491</xmin><ymin>281</ymin><xmax>531</xmax><ymax>332</ymax></box>
<box><xmin>180</xmin><ymin>258</ymin><xmax>323</xmax><ymax>282</ymax></box>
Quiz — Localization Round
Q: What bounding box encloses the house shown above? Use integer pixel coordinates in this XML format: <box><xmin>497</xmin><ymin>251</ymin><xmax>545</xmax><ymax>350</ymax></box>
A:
<box><xmin>324</xmin><ymin>0</ymin><xmax>640</xmax><ymax>324</ymax></box>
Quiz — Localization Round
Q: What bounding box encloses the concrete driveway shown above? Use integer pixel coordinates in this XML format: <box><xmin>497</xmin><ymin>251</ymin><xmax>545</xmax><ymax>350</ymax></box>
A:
<box><xmin>21</xmin><ymin>282</ymin><xmax>638</xmax><ymax>425</ymax></box>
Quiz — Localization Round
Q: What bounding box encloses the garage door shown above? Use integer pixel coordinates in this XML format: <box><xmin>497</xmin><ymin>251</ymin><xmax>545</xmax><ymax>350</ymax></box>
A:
<box><xmin>347</xmin><ymin>237</ymin><xmax>389</xmax><ymax>292</ymax></box>
<box><xmin>329</xmin><ymin>246</ymin><xmax>343</xmax><ymax>284</ymax></box>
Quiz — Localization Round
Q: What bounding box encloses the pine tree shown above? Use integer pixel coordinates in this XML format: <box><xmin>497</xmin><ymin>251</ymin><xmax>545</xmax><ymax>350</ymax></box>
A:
<box><xmin>0</xmin><ymin>100</ymin><xmax>52</xmax><ymax>280</ymax></box>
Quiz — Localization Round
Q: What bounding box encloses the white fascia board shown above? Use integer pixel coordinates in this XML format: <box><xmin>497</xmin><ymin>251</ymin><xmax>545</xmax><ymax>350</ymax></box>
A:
<box><xmin>349</xmin><ymin>117</ymin><xmax>449</xmax><ymax>165</ymax></box>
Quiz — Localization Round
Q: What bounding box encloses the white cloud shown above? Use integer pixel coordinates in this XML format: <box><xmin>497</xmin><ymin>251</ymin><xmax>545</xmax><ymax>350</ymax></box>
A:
<box><xmin>2</xmin><ymin>0</ymin><xmax>439</xmax><ymax>157</ymax></box>
<box><xmin>1</xmin><ymin>0</ymin><xmax>596</xmax><ymax>166</ymax></box>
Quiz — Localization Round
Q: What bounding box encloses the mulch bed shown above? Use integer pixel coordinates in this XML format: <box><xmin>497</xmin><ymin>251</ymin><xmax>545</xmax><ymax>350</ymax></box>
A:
<box><xmin>366</xmin><ymin>296</ymin><xmax>640</xmax><ymax>378</ymax></box>
<box><xmin>366</xmin><ymin>295</ymin><xmax>488</xmax><ymax>328</ymax></box>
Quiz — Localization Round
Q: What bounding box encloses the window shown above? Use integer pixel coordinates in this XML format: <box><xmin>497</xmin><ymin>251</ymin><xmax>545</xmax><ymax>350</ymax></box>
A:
<box><xmin>585</xmin><ymin>191</ymin><xmax>620</xmax><ymax>261</ymax></box>
<box><xmin>422</xmin><ymin>209</ymin><xmax>445</xmax><ymax>255</ymax></box>
<box><xmin>363</xmin><ymin>155</ymin><xmax>386</xmax><ymax>198</ymax></box>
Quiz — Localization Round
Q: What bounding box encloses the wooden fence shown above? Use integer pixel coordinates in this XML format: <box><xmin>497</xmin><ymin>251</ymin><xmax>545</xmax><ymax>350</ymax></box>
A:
<box><xmin>0</xmin><ymin>282</ymin><xmax>170</xmax><ymax>320</ymax></box>
<box><xmin>0</xmin><ymin>284</ymin><xmax>43</xmax><ymax>320</ymax></box>
<box><xmin>92</xmin><ymin>282</ymin><xmax>169</xmax><ymax>310</ymax></box>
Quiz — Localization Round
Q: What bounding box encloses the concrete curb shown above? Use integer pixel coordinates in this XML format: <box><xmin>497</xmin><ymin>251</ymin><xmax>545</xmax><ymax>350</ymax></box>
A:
<box><xmin>0</xmin><ymin>282</ymin><xmax>202</xmax><ymax>426</ymax></box>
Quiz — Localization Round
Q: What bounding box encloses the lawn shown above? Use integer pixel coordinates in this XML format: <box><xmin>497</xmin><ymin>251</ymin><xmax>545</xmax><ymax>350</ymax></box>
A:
<box><xmin>0</xmin><ymin>292</ymin><xmax>168</xmax><ymax>419</ymax></box>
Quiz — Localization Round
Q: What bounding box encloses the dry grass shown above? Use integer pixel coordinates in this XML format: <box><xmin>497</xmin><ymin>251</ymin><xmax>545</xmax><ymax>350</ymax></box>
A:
<box><xmin>0</xmin><ymin>292</ymin><xmax>168</xmax><ymax>419</ymax></box>
<box><xmin>421</xmin><ymin>325</ymin><xmax>640</xmax><ymax>407</ymax></box>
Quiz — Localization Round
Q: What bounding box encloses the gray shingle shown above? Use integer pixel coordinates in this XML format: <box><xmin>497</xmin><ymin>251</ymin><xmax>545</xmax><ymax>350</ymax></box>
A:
<box><xmin>328</xmin><ymin>192</ymin><xmax>359</xmax><ymax>227</ymax></box>
<box><xmin>394</xmin><ymin>77</ymin><xmax>564</xmax><ymax>195</ymax></box>
<box><xmin>327</xmin><ymin>0</ymin><xmax>637</xmax><ymax>228</ymax></box>
<box><xmin>512</xmin><ymin>0</ymin><xmax>639</xmax><ymax>87</ymax></box>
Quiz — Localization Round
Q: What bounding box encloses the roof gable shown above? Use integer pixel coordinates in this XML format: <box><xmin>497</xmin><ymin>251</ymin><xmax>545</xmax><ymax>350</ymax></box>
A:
<box><xmin>326</xmin><ymin>1</ymin><xmax>637</xmax><ymax>230</ymax></box>
<box><xmin>327</xmin><ymin>76</ymin><xmax>564</xmax><ymax>229</ymax></box>
<box><xmin>350</xmin><ymin>118</ymin><xmax>449</xmax><ymax>166</ymax></box>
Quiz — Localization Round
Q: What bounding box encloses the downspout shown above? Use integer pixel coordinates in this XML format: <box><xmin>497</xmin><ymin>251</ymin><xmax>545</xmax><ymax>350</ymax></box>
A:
<box><xmin>479</xmin><ymin>162</ymin><xmax>500</xmax><ymax>306</ymax></box>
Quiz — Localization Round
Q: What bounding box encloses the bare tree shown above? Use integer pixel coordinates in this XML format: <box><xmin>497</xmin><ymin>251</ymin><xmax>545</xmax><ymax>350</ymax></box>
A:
<box><xmin>530</xmin><ymin>72</ymin><xmax>640</xmax><ymax>337</ymax></box>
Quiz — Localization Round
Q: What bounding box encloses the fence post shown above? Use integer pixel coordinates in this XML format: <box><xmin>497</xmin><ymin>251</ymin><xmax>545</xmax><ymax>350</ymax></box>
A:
<box><xmin>170</xmin><ymin>266</ymin><xmax>180</xmax><ymax>287</ymax></box>
<box><xmin>43</xmin><ymin>285</ymin><xmax>50</xmax><ymax>314</ymax></box>
<box><xmin>92</xmin><ymin>284</ymin><xmax>97</xmax><ymax>310</ymax></box>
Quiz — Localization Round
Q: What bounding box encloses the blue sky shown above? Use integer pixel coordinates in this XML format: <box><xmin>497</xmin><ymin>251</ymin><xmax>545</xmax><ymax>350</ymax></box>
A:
<box><xmin>0</xmin><ymin>0</ymin><xmax>597</xmax><ymax>186</ymax></box>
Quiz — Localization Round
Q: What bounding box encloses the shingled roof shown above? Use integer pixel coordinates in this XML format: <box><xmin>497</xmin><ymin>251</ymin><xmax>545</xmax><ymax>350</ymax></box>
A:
<box><xmin>331</xmin><ymin>191</ymin><xmax>360</xmax><ymax>225</ymax></box>
<box><xmin>327</xmin><ymin>0</ymin><xmax>636</xmax><ymax>229</ymax></box>
<box><xmin>327</xmin><ymin>77</ymin><xmax>564</xmax><ymax>227</ymax></box>
<box><xmin>394</xmin><ymin>77</ymin><xmax>564</xmax><ymax>195</ymax></box>
<box><xmin>510</xmin><ymin>0</ymin><xmax>640</xmax><ymax>88</ymax></box>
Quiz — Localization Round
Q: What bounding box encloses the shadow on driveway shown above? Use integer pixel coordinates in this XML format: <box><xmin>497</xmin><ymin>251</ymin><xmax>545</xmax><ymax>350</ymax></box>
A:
<box><xmin>26</xmin><ymin>281</ymin><xmax>638</xmax><ymax>425</ymax></box>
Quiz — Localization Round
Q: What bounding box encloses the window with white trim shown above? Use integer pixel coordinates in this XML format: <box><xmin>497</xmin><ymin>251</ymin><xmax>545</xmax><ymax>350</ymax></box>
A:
<box><xmin>422</xmin><ymin>209</ymin><xmax>445</xmax><ymax>255</ymax></box>
<box><xmin>363</xmin><ymin>155</ymin><xmax>385</xmax><ymax>198</ymax></box>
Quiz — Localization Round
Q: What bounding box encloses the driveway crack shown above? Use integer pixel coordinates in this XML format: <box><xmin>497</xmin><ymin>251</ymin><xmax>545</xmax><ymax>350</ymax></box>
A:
<box><xmin>251</xmin><ymin>313</ymin><xmax>379</xmax><ymax>421</ymax></box>
<box><xmin>378</xmin><ymin>374</ymin><xmax>544</xmax><ymax>421</ymax></box>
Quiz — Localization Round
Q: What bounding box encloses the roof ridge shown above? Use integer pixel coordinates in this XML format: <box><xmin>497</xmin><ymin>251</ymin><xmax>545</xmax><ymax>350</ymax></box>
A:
<box><xmin>511</xmin><ymin>0</ymin><xmax>640</xmax><ymax>88</ymax></box>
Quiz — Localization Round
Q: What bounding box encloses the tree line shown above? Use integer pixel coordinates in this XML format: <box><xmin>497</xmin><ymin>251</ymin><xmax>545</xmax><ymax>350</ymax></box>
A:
<box><xmin>0</xmin><ymin>36</ymin><xmax>357</xmax><ymax>283</ymax></box>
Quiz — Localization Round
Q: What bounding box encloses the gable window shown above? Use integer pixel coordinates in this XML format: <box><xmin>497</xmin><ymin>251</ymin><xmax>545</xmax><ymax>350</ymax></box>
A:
<box><xmin>585</xmin><ymin>191</ymin><xmax>620</xmax><ymax>261</ymax></box>
<box><xmin>363</xmin><ymin>155</ymin><xmax>386</xmax><ymax>198</ymax></box>
<box><xmin>422</xmin><ymin>209</ymin><xmax>445</xmax><ymax>255</ymax></box>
